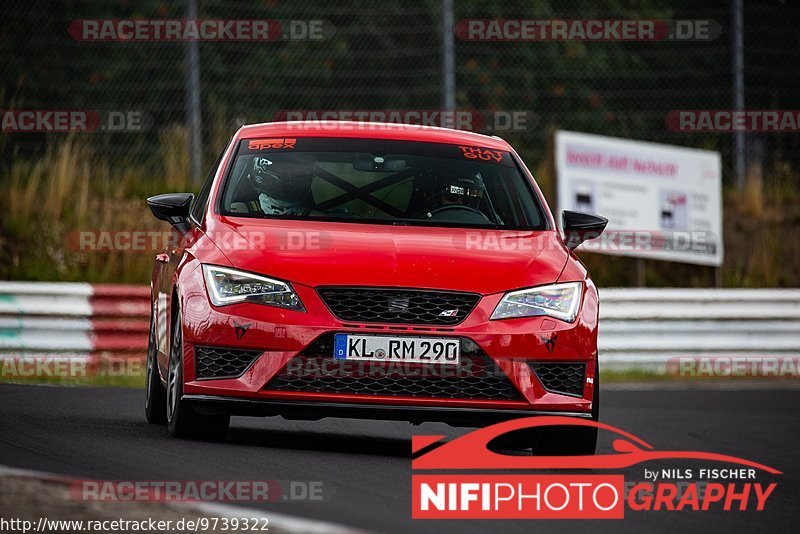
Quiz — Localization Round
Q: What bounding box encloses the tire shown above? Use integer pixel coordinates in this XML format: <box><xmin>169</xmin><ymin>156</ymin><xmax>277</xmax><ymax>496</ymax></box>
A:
<box><xmin>166</xmin><ymin>303</ymin><xmax>230</xmax><ymax>440</ymax></box>
<box><xmin>145</xmin><ymin>312</ymin><xmax>167</xmax><ymax>424</ymax></box>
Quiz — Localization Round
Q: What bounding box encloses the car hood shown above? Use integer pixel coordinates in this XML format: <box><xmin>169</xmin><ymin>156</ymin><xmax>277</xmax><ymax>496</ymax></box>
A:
<box><xmin>208</xmin><ymin>217</ymin><xmax>570</xmax><ymax>295</ymax></box>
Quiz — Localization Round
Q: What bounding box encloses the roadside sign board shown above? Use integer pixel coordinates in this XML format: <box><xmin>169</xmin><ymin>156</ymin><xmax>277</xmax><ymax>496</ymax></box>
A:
<box><xmin>555</xmin><ymin>130</ymin><xmax>723</xmax><ymax>266</ymax></box>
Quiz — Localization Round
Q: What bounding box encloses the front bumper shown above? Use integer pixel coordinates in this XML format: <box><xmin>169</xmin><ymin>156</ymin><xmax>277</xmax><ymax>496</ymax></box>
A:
<box><xmin>185</xmin><ymin>395</ymin><xmax>594</xmax><ymax>426</ymax></box>
<box><xmin>177</xmin><ymin>267</ymin><xmax>599</xmax><ymax>420</ymax></box>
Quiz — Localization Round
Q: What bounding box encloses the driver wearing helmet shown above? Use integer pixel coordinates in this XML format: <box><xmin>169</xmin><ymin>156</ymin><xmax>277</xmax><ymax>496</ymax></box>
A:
<box><xmin>244</xmin><ymin>155</ymin><xmax>316</xmax><ymax>216</ymax></box>
<box><xmin>419</xmin><ymin>174</ymin><xmax>487</xmax><ymax>218</ymax></box>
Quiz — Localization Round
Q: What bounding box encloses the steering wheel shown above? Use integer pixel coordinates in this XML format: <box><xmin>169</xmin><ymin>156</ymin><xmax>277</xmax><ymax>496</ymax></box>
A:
<box><xmin>428</xmin><ymin>204</ymin><xmax>490</xmax><ymax>219</ymax></box>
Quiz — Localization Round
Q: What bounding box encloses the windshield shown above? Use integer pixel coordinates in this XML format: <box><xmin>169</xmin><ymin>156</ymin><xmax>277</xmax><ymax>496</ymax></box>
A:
<box><xmin>219</xmin><ymin>137</ymin><xmax>546</xmax><ymax>230</ymax></box>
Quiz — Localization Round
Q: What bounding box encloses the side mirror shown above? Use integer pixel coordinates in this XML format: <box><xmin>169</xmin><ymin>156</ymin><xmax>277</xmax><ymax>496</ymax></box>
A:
<box><xmin>147</xmin><ymin>193</ymin><xmax>194</xmax><ymax>234</ymax></box>
<box><xmin>562</xmin><ymin>210</ymin><xmax>608</xmax><ymax>251</ymax></box>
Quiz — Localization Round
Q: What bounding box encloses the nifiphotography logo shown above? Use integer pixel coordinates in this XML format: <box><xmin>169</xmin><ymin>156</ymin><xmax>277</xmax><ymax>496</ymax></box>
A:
<box><xmin>411</xmin><ymin>417</ymin><xmax>780</xmax><ymax>519</ymax></box>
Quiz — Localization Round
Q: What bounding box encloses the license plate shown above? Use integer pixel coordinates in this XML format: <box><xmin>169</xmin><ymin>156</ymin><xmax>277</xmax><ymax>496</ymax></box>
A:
<box><xmin>334</xmin><ymin>334</ymin><xmax>460</xmax><ymax>365</ymax></box>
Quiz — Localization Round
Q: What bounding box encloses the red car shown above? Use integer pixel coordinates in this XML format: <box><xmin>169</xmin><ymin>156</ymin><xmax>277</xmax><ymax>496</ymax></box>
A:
<box><xmin>145</xmin><ymin>121</ymin><xmax>607</xmax><ymax>452</ymax></box>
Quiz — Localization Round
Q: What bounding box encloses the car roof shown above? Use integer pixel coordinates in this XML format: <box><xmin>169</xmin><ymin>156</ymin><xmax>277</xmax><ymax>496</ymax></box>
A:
<box><xmin>237</xmin><ymin>121</ymin><xmax>512</xmax><ymax>150</ymax></box>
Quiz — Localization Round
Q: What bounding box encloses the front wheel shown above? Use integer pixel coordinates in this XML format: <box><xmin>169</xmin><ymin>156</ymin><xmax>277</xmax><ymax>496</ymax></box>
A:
<box><xmin>166</xmin><ymin>304</ymin><xmax>230</xmax><ymax>440</ymax></box>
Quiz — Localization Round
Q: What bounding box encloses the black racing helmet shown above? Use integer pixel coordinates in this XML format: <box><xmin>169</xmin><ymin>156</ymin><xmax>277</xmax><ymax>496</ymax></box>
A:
<box><xmin>438</xmin><ymin>173</ymin><xmax>486</xmax><ymax>209</ymax></box>
<box><xmin>247</xmin><ymin>155</ymin><xmax>315</xmax><ymax>202</ymax></box>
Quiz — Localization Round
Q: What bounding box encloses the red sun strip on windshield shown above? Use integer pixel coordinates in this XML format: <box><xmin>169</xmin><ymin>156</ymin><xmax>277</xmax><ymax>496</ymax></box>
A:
<box><xmin>458</xmin><ymin>145</ymin><xmax>505</xmax><ymax>163</ymax></box>
<box><xmin>247</xmin><ymin>138</ymin><xmax>297</xmax><ymax>150</ymax></box>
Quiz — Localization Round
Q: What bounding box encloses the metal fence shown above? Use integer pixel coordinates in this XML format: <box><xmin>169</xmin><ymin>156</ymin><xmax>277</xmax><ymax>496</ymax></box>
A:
<box><xmin>1</xmin><ymin>0</ymin><xmax>798</xmax><ymax>188</ymax></box>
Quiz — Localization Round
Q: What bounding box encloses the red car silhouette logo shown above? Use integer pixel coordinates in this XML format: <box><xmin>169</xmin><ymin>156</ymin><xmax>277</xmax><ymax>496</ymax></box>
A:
<box><xmin>412</xmin><ymin>416</ymin><xmax>781</xmax><ymax>474</ymax></box>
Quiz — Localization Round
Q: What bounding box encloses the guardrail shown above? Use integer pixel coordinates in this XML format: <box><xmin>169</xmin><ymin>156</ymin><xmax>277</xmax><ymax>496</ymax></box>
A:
<box><xmin>599</xmin><ymin>288</ymin><xmax>800</xmax><ymax>371</ymax></box>
<box><xmin>1</xmin><ymin>283</ymin><xmax>798</xmax><ymax>375</ymax></box>
<box><xmin>0</xmin><ymin>282</ymin><xmax>149</xmax><ymax>375</ymax></box>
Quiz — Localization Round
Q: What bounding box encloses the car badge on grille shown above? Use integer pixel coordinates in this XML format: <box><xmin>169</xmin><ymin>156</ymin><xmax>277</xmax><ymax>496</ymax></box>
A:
<box><xmin>438</xmin><ymin>309</ymin><xmax>459</xmax><ymax>317</ymax></box>
<box><xmin>388</xmin><ymin>296</ymin><xmax>410</xmax><ymax>312</ymax></box>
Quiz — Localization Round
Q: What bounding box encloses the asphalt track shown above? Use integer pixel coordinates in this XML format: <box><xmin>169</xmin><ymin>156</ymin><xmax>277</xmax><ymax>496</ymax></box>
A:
<box><xmin>0</xmin><ymin>384</ymin><xmax>798</xmax><ymax>533</ymax></box>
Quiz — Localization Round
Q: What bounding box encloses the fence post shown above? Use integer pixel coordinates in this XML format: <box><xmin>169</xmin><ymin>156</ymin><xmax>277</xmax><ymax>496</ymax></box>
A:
<box><xmin>441</xmin><ymin>0</ymin><xmax>455</xmax><ymax>112</ymax></box>
<box><xmin>732</xmin><ymin>0</ymin><xmax>746</xmax><ymax>190</ymax></box>
<box><xmin>185</xmin><ymin>0</ymin><xmax>203</xmax><ymax>184</ymax></box>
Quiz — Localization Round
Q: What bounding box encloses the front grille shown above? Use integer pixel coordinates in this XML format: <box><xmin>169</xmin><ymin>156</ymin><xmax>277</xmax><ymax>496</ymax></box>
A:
<box><xmin>317</xmin><ymin>287</ymin><xmax>480</xmax><ymax>325</ymax></box>
<box><xmin>194</xmin><ymin>346</ymin><xmax>264</xmax><ymax>380</ymax></box>
<box><xmin>530</xmin><ymin>362</ymin><xmax>586</xmax><ymax>397</ymax></box>
<box><xmin>265</xmin><ymin>334</ymin><xmax>522</xmax><ymax>400</ymax></box>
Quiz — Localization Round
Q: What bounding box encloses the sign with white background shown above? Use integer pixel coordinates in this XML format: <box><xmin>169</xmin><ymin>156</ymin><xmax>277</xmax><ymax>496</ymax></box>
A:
<box><xmin>555</xmin><ymin>130</ymin><xmax>723</xmax><ymax>266</ymax></box>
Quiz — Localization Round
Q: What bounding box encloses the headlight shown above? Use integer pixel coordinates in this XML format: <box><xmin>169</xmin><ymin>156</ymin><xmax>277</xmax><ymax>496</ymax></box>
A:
<box><xmin>202</xmin><ymin>265</ymin><xmax>305</xmax><ymax>311</ymax></box>
<box><xmin>490</xmin><ymin>282</ymin><xmax>582</xmax><ymax>322</ymax></box>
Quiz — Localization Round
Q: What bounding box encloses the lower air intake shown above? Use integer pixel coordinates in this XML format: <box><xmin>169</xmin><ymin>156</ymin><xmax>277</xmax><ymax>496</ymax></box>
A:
<box><xmin>529</xmin><ymin>362</ymin><xmax>586</xmax><ymax>397</ymax></box>
<box><xmin>194</xmin><ymin>346</ymin><xmax>264</xmax><ymax>380</ymax></box>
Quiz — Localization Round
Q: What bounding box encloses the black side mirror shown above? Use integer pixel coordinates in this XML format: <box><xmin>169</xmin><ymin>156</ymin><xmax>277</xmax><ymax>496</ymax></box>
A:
<box><xmin>562</xmin><ymin>210</ymin><xmax>608</xmax><ymax>251</ymax></box>
<box><xmin>147</xmin><ymin>193</ymin><xmax>194</xmax><ymax>234</ymax></box>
